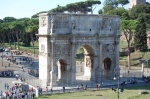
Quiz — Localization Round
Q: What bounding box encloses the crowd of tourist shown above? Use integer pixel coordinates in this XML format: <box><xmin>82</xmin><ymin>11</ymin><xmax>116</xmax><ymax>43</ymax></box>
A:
<box><xmin>0</xmin><ymin>70</ymin><xmax>14</xmax><ymax>77</ymax></box>
<box><xmin>0</xmin><ymin>83</ymin><xmax>36</xmax><ymax>99</ymax></box>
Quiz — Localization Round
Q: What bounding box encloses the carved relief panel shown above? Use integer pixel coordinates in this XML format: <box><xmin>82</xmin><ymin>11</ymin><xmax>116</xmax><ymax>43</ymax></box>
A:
<box><xmin>86</xmin><ymin>58</ymin><xmax>94</xmax><ymax>68</ymax></box>
<box><xmin>40</xmin><ymin>17</ymin><xmax>47</xmax><ymax>27</ymax></box>
<box><xmin>55</xmin><ymin>44</ymin><xmax>71</xmax><ymax>58</ymax></box>
<box><xmin>53</xmin><ymin>16</ymin><xmax>69</xmax><ymax>29</ymax></box>
<box><xmin>102</xmin><ymin>44</ymin><xmax>115</xmax><ymax>53</ymax></box>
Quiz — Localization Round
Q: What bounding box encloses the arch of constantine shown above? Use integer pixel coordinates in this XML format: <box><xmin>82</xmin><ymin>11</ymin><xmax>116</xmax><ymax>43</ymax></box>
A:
<box><xmin>37</xmin><ymin>13</ymin><xmax>121</xmax><ymax>88</ymax></box>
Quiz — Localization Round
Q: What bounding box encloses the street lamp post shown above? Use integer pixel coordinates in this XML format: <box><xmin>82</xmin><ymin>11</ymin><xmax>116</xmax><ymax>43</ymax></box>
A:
<box><xmin>114</xmin><ymin>74</ymin><xmax>120</xmax><ymax>99</ymax></box>
<box><xmin>2</xmin><ymin>47</ymin><xmax>3</xmax><ymax>67</ymax></box>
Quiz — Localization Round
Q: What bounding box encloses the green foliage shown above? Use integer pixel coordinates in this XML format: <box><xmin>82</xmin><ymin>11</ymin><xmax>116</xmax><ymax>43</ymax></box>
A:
<box><xmin>118</xmin><ymin>0</ymin><xmax>129</xmax><ymax>7</ymax></box>
<box><xmin>106</xmin><ymin>7</ymin><xmax>129</xmax><ymax>18</ymax></box>
<box><xmin>49</xmin><ymin>0</ymin><xmax>101</xmax><ymax>14</ymax></box>
<box><xmin>104</xmin><ymin>0</ymin><xmax>118</xmax><ymax>8</ymax></box>
<box><xmin>21</xmin><ymin>32</ymin><xmax>31</xmax><ymax>46</ymax></box>
<box><xmin>121</xmin><ymin>20</ymin><xmax>138</xmax><ymax>31</ymax></box>
<box><xmin>103</xmin><ymin>5</ymin><xmax>115</xmax><ymax>14</ymax></box>
<box><xmin>0</xmin><ymin>17</ymin><xmax>39</xmax><ymax>49</ymax></box>
<box><xmin>3</xmin><ymin>17</ymin><xmax>16</xmax><ymax>22</ymax></box>
<box><xmin>129</xmin><ymin>4</ymin><xmax>150</xmax><ymax>20</ymax></box>
<box><xmin>134</xmin><ymin>14</ymin><xmax>148</xmax><ymax>52</ymax></box>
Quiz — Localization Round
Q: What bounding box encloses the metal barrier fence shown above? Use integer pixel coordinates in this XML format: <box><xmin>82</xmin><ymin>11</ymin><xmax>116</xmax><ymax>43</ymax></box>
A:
<box><xmin>14</xmin><ymin>70</ymin><xmax>41</xmax><ymax>88</ymax></box>
<box><xmin>120</xmin><ymin>71</ymin><xmax>143</xmax><ymax>79</ymax></box>
<box><xmin>14</xmin><ymin>68</ymin><xmax>149</xmax><ymax>90</ymax></box>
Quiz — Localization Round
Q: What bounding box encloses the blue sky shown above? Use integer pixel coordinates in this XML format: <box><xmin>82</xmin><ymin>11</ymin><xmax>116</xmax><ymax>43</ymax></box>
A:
<box><xmin>0</xmin><ymin>0</ymin><xmax>145</xmax><ymax>19</ymax></box>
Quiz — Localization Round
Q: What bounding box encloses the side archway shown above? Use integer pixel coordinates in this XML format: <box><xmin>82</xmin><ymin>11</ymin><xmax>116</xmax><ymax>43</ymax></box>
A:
<box><xmin>57</xmin><ymin>59</ymin><xmax>68</xmax><ymax>83</ymax></box>
<box><xmin>103</xmin><ymin>57</ymin><xmax>112</xmax><ymax>79</ymax></box>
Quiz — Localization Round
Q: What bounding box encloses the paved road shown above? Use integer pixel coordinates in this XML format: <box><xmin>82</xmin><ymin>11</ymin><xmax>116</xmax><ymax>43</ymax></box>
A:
<box><xmin>0</xmin><ymin>51</ymin><xmax>38</xmax><ymax>92</ymax></box>
<box><xmin>0</xmin><ymin>50</ymin><xmax>150</xmax><ymax>93</ymax></box>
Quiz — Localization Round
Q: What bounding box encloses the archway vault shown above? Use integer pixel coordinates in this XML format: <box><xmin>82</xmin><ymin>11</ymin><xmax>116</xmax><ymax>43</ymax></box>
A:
<box><xmin>103</xmin><ymin>57</ymin><xmax>112</xmax><ymax>79</ymax></box>
<box><xmin>75</xmin><ymin>44</ymin><xmax>95</xmax><ymax>81</ymax></box>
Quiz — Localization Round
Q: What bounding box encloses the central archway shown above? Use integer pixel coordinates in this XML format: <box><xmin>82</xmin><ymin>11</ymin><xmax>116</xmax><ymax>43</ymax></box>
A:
<box><xmin>76</xmin><ymin>45</ymin><xmax>95</xmax><ymax>81</ymax></box>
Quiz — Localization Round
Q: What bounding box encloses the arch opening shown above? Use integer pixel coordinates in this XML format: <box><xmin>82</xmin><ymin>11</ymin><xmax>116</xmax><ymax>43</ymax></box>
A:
<box><xmin>103</xmin><ymin>57</ymin><xmax>112</xmax><ymax>79</ymax></box>
<box><xmin>57</xmin><ymin>59</ymin><xmax>68</xmax><ymax>83</ymax></box>
<box><xmin>76</xmin><ymin>45</ymin><xmax>95</xmax><ymax>81</ymax></box>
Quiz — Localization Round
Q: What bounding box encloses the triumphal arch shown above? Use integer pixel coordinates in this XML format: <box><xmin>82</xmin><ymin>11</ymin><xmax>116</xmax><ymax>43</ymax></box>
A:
<box><xmin>37</xmin><ymin>13</ymin><xmax>120</xmax><ymax>88</ymax></box>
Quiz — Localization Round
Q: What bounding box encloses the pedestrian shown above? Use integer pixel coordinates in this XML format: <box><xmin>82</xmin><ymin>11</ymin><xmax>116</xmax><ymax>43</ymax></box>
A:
<box><xmin>0</xmin><ymin>90</ymin><xmax>3</xmax><ymax>97</ymax></box>
<box><xmin>8</xmin><ymin>63</ymin><xmax>10</xmax><ymax>67</ymax></box>
<box><xmin>96</xmin><ymin>84</ymin><xmax>99</xmax><ymax>90</ymax></box>
<box><xmin>46</xmin><ymin>87</ymin><xmax>48</xmax><ymax>93</ymax></box>
<box><xmin>63</xmin><ymin>86</ymin><xmax>65</xmax><ymax>93</ymax></box>
<box><xmin>77</xmin><ymin>85</ymin><xmax>79</xmax><ymax>90</ymax></box>
<box><xmin>50</xmin><ymin>87</ymin><xmax>53</xmax><ymax>93</ymax></box>
<box><xmin>5</xmin><ymin>83</ymin><xmax>7</xmax><ymax>90</ymax></box>
<box><xmin>84</xmin><ymin>84</ymin><xmax>87</xmax><ymax>90</ymax></box>
<box><xmin>41</xmin><ymin>88</ymin><xmax>43</xmax><ymax>94</ymax></box>
<box><xmin>7</xmin><ymin>83</ymin><xmax>9</xmax><ymax>90</ymax></box>
<box><xmin>81</xmin><ymin>83</ymin><xmax>83</xmax><ymax>89</ymax></box>
<box><xmin>33</xmin><ymin>93</ymin><xmax>35</xmax><ymax>99</ymax></box>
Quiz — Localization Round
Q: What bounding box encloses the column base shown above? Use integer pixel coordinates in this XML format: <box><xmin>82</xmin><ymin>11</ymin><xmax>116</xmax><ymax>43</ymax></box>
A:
<box><xmin>40</xmin><ymin>79</ymin><xmax>47</xmax><ymax>88</ymax></box>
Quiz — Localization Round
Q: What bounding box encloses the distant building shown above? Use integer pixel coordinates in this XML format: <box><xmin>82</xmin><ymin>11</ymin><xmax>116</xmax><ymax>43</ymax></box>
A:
<box><xmin>130</xmin><ymin>0</ymin><xmax>146</xmax><ymax>8</ymax></box>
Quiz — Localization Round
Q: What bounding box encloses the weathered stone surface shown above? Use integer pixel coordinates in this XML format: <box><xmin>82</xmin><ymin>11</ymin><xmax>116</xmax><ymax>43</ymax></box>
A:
<box><xmin>37</xmin><ymin>13</ymin><xmax>120</xmax><ymax>88</ymax></box>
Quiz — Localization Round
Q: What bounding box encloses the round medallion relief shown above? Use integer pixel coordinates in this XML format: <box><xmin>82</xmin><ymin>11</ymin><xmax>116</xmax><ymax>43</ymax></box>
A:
<box><xmin>108</xmin><ymin>44</ymin><xmax>114</xmax><ymax>51</ymax></box>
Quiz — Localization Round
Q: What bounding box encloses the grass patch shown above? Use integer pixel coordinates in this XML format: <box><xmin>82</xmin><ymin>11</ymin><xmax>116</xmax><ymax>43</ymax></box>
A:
<box><xmin>38</xmin><ymin>85</ymin><xmax>150</xmax><ymax>99</ymax></box>
<box><xmin>4</xmin><ymin>42</ymin><xmax>39</xmax><ymax>55</ymax></box>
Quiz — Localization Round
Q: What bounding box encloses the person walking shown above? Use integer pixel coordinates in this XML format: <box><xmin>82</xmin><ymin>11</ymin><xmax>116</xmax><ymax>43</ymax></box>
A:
<box><xmin>63</xmin><ymin>86</ymin><xmax>65</xmax><ymax>93</ymax></box>
<box><xmin>4</xmin><ymin>83</ymin><xmax>7</xmax><ymax>90</ymax></box>
<box><xmin>46</xmin><ymin>87</ymin><xmax>48</xmax><ymax>93</ymax></box>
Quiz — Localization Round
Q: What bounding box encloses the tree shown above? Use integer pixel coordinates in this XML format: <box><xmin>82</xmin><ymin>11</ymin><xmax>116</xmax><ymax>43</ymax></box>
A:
<box><xmin>118</xmin><ymin>0</ymin><xmax>129</xmax><ymax>7</ymax></box>
<box><xmin>0</xmin><ymin>23</ymin><xmax>4</xmax><ymax>46</ymax></box>
<box><xmin>121</xmin><ymin>20</ymin><xmax>138</xmax><ymax>70</ymax></box>
<box><xmin>103</xmin><ymin>0</ymin><xmax>118</xmax><ymax>8</ymax></box>
<box><xmin>3</xmin><ymin>17</ymin><xmax>16</xmax><ymax>22</ymax></box>
<box><xmin>0</xmin><ymin>23</ymin><xmax>10</xmax><ymax>47</ymax></box>
<box><xmin>49</xmin><ymin>0</ymin><xmax>101</xmax><ymax>14</ymax></box>
<box><xmin>102</xmin><ymin>5</ymin><xmax>115</xmax><ymax>14</ymax></box>
<box><xmin>134</xmin><ymin>14</ymin><xmax>147</xmax><ymax>52</ymax></box>
<box><xmin>25</xmin><ymin>25</ymin><xmax>38</xmax><ymax>56</ymax></box>
<box><xmin>129</xmin><ymin>4</ymin><xmax>150</xmax><ymax>20</ymax></box>
<box><xmin>106</xmin><ymin>7</ymin><xmax>128</xmax><ymax>16</ymax></box>
<box><xmin>9</xmin><ymin>21</ymin><xmax>24</xmax><ymax>50</ymax></box>
<box><xmin>98</xmin><ymin>9</ymin><xmax>103</xmax><ymax>14</ymax></box>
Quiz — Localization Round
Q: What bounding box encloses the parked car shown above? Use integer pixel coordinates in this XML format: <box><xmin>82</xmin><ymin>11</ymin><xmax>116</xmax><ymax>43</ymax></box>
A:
<box><xmin>0</xmin><ymin>48</ymin><xmax>3</xmax><ymax>52</ymax></box>
<box><xmin>5</xmin><ymin>48</ymin><xmax>10</xmax><ymax>52</ymax></box>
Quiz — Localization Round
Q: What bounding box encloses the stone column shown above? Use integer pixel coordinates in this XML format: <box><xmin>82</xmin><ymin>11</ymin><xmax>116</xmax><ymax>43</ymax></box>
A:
<box><xmin>50</xmin><ymin>39</ymin><xmax>57</xmax><ymax>87</ymax></box>
<box><xmin>115</xmin><ymin>39</ymin><xmax>120</xmax><ymax>76</ymax></box>
<box><xmin>71</xmin><ymin>38</ymin><xmax>76</xmax><ymax>84</ymax></box>
<box><xmin>141</xmin><ymin>63</ymin><xmax>144</xmax><ymax>77</ymax></box>
<box><xmin>91</xmin><ymin>56</ymin><xmax>96</xmax><ymax>81</ymax></box>
<box><xmin>99</xmin><ymin>42</ymin><xmax>103</xmax><ymax>84</ymax></box>
<box><xmin>58</xmin><ymin>64</ymin><xmax>61</xmax><ymax>80</ymax></box>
